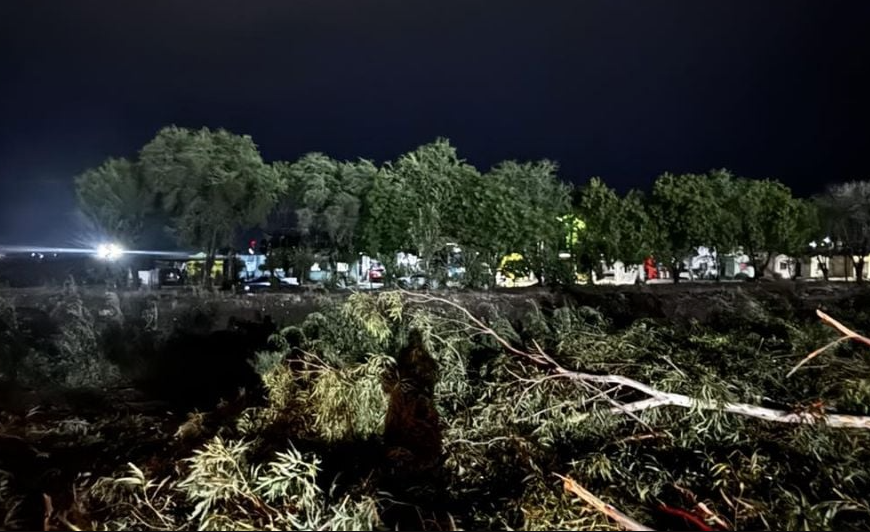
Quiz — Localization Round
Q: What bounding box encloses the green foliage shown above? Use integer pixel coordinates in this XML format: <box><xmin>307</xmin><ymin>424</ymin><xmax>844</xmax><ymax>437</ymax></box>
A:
<box><xmin>733</xmin><ymin>177</ymin><xmax>807</xmax><ymax>274</ymax></box>
<box><xmin>75</xmin><ymin>157</ymin><xmax>155</xmax><ymax>245</ymax></box>
<box><xmin>0</xmin><ymin>469</ymin><xmax>24</xmax><ymax>530</ymax></box>
<box><xmin>574</xmin><ymin>177</ymin><xmax>623</xmax><ymax>274</ymax></box>
<box><xmin>10</xmin><ymin>288</ymin><xmax>870</xmax><ymax>531</ymax></box>
<box><xmin>308</xmin><ymin>354</ymin><xmax>393</xmax><ymax>442</ymax></box>
<box><xmin>616</xmin><ymin>189</ymin><xmax>657</xmax><ymax>265</ymax></box>
<box><xmin>0</xmin><ymin>296</ymin><xmax>25</xmax><ymax>381</ymax></box>
<box><xmin>19</xmin><ymin>279</ymin><xmax>121</xmax><ymax>388</ymax></box>
<box><xmin>817</xmin><ymin>181</ymin><xmax>870</xmax><ymax>281</ymax></box>
<box><xmin>649</xmin><ymin>172</ymin><xmax>721</xmax><ymax>274</ymax></box>
<box><xmin>276</xmin><ymin>154</ymin><xmax>376</xmax><ymax>267</ymax></box>
<box><xmin>139</xmin><ymin>126</ymin><xmax>282</xmax><ymax>260</ymax></box>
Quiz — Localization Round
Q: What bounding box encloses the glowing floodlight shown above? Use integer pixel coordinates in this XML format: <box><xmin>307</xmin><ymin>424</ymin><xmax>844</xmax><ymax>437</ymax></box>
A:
<box><xmin>95</xmin><ymin>243</ymin><xmax>124</xmax><ymax>261</ymax></box>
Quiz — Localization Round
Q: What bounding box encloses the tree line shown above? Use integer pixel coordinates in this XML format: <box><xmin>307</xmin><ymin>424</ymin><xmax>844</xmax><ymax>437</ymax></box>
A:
<box><xmin>75</xmin><ymin>126</ymin><xmax>870</xmax><ymax>286</ymax></box>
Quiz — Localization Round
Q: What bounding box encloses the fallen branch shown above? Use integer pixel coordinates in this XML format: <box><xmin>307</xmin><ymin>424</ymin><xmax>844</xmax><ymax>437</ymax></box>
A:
<box><xmin>43</xmin><ymin>493</ymin><xmax>53</xmax><ymax>532</ymax></box>
<box><xmin>404</xmin><ymin>293</ymin><xmax>870</xmax><ymax>430</ymax></box>
<box><xmin>786</xmin><ymin>309</ymin><xmax>870</xmax><ymax>378</ymax></box>
<box><xmin>657</xmin><ymin>503</ymin><xmax>713</xmax><ymax>531</ymax></box>
<box><xmin>557</xmin><ymin>474</ymin><xmax>654</xmax><ymax>531</ymax></box>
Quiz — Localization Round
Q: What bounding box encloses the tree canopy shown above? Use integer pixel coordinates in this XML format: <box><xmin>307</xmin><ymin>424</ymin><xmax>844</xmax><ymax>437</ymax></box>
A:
<box><xmin>75</xmin><ymin>157</ymin><xmax>154</xmax><ymax>246</ymax></box>
<box><xmin>73</xmin><ymin>125</ymin><xmax>869</xmax><ymax>286</ymax></box>
<box><xmin>138</xmin><ymin>126</ymin><xmax>282</xmax><ymax>259</ymax></box>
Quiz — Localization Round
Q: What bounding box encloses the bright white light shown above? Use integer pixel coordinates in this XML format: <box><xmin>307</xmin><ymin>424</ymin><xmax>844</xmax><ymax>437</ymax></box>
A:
<box><xmin>823</xmin><ymin>236</ymin><xmax>832</xmax><ymax>244</ymax></box>
<box><xmin>95</xmin><ymin>243</ymin><xmax>124</xmax><ymax>261</ymax></box>
<box><xmin>558</xmin><ymin>252</ymin><xmax>572</xmax><ymax>259</ymax></box>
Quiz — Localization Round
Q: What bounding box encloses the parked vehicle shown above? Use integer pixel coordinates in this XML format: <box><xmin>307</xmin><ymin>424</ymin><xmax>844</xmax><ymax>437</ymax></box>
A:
<box><xmin>242</xmin><ymin>274</ymin><xmax>298</xmax><ymax>292</ymax></box>
<box><xmin>397</xmin><ymin>272</ymin><xmax>429</xmax><ymax>289</ymax></box>
<box><xmin>368</xmin><ymin>262</ymin><xmax>385</xmax><ymax>281</ymax></box>
<box><xmin>159</xmin><ymin>267</ymin><xmax>185</xmax><ymax>286</ymax></box>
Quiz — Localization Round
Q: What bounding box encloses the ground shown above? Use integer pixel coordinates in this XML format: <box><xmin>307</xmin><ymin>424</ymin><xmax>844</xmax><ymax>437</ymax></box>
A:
<box><xmin>1</xmin><ymin>281</ymin><xmax>869</xmax><ymax>530</ymax></box>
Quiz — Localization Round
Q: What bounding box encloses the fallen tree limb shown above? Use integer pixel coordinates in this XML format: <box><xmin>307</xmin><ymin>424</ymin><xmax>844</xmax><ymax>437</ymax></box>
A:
<box><xmin>404</xmin><ymin>292</ymin><xmax>870</xmax><ymax>430</ymax></box>
<box><xmin>657</xmin><ymin>503</ymin><xmax>714</xmax><ymax>531</ymax></box>
<box><xmin>786</xmin><ymin>309</ymin><xmax>870</xmax><ymax>378</ymax></box>
<box><xmin>557</xmin><ymin>474</ymin><xmax>654</xmax><ymax>531</ymax></box>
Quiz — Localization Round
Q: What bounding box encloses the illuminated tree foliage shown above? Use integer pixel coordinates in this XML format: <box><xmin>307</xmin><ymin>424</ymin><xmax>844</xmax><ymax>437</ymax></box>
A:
<box><xmin>74</xmin><ymin>157</ymin><xmax>154</xmax><ymax>246</ymax></box>
<box><xmin>27</xmin><ymin>290</ymin><xmax>870</xmax><ymax>531</ymax></box>
<box><xmin>73</xmin><ymin>126</ymin><xmax>865</xmax><ymax>286</ymax></box>
<box><xmin>138</xmin><ymin>126</ymin><xmax>282</xmax><ymax>282</ymax></box>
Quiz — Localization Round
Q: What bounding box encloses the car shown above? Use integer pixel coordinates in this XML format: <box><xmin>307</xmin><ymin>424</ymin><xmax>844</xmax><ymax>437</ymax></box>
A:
<box><xmin>397</xmin><ymin>272</ymin><xmax>430</xmax><ymax>289</ymax></box>
<box><xmin>368</xmin><ymin>263</ymin><xmax>385</xmax><ymax>282</ymax></box>
<box><xmin>159</xmin><ymin>267</ymin><xmax>185</xmax><ymax>286</ymax></box>
<box><xmin>242</xmin><ymin>274</ymin><xmax>298</xmax><ymax>292</ymax></box>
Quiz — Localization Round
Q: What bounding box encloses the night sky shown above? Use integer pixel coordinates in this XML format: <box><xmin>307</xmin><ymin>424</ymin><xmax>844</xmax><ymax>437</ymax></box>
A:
<box><xmin>1</xmin><ymin>1</ymin><xmax>869</xmax><ymax>246</ymax></box>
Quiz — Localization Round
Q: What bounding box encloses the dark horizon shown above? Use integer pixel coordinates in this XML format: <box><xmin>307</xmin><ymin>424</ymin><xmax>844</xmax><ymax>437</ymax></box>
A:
<box><xmin>2</xmin><ymin>1</ymin><xmax>869</xmax><ymax>246</ymax></box>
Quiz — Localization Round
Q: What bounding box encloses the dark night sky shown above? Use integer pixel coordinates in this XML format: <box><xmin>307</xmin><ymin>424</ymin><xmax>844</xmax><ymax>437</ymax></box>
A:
<box><xmin>1</xmin><ymin>1</ymin><xmax>869</xmax><ymax>246</ymax></box>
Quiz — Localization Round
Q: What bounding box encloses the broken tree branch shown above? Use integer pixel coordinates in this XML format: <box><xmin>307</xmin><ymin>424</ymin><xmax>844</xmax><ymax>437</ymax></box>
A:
<box><xmin>404</xmin><ymin>292</ymin><xmax>870</xmax><ymax>430</ymax></box>
<box><xmin>557</xmin><ymin>474</ymin><xmax>654</xmax><ymax>531</ymax></box>
<box><xmin>786</xmin><ymin>309</ymin><xmax>870</xmax><ymax>378</ymax></box>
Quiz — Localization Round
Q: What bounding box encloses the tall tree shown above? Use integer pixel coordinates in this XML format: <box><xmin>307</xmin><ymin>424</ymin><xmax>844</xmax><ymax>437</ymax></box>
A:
<box><xmin>362</xmin><ymin>139</ymin><xmax>481</xmax><ymax>283</ymax></box>
<box><xmin>480</xmin><ymin>160</ymin><xmax>571</xmax><ymax>285</ymax></box>
<box><xmin>275</xmin><ymin>154</ymin><xmax>375</xmax><ymax>283</ymax></box>
<box><xmin>649</xmin><ymin>173</ymin><xmax>719</xmax><ymax>283</ymax></box>
<box><xmin>706</xmin><ymin>169</ymin><xmax>740</xmax><ymax>281</ymax></box>
<box><xmin>574</xmin><ymin>177</ymin><xmax>622</xmax><ymax>280</ymax></box>
<box><xmin>616</xmin><ymin>189</ymin><xmax>657</xmax><ymax>271</ymax></box>
<box><xmin>816</xmin><ymin>181</ymin><xmax>870</xmax><ymax>283</ymax></box>
<box><xmin>75</xmin><ymin>157</ymin><xmax>154</xmax><ymax>246</ymax></box>
<box><xmin>733</xmin><ymin>178</ymin><xmax>803</xmax><ymax>279</ymax></box>
<box><xmin>139</xmin><ymin>126</ymin><xmax>282</xmax><ymax>283</ymax></box>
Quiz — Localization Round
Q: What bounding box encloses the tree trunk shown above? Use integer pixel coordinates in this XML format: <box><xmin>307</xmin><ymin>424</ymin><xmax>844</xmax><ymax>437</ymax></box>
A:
<box><xmin>714</xmin><ymin>248</ymin><xmax>722</xmax><ymax>282</ymax></box>
<box><xmin>202</xmin><ymin>228</ymin><xmax>218</xmax><ymax>287</ymax></box>
<box><xmin>759</xmin><ymin>252</ymin><xmax>772</xmax><ymax>280</ymax></box>
<box><xmin>854</xmin><ymin>256</ymin><xmax>866</xmax><ymax>284</ymax></box>
<box><xmin>818</xmin><ymin>257</ymin><xmax>830</xmax><ymax>281</ymax></box>
<box><xmin>671</xmin><ymin>261</ymin><xmax>680</xmax><ymax>284</ymax></box>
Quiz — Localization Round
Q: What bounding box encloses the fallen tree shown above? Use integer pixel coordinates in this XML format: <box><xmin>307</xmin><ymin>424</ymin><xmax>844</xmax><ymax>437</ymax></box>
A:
<box><xmin>5</xmin><ymin>289</ymin><xmax>870</xmax><ymax>531</ymax></box>
<box><xmin>403</xmin><ymin>292</ymin><xmax>870</xmax><ymax>430</ymax></box>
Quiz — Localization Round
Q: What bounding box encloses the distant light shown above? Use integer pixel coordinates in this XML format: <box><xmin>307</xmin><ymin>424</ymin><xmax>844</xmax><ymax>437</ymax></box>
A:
<box><xmin>95</xmin><ymin>243</ymin><xmax>124</xmax><ymax>261</ymax></box>
<box><xmin>558</xmin><ymin>252</ymin><xmax>572</xmax><ymax>259</ymax></box>
<box><xmin>823</xmin><ymin>236</ymin><xmax>832</xmax><ymax>244</ymax></box>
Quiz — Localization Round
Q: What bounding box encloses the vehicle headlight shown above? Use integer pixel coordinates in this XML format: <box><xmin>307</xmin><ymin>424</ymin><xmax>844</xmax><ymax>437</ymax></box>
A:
<box><xmin>95</xmin><ymin>243</ymin><xmax>124</xmax><ymax>261</ymax></box>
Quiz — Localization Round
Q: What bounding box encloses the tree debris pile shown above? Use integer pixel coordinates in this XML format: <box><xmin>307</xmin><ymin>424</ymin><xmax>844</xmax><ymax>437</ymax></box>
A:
<box><xmin>2</xmin><ymin>289</ymin><xmax>870</xmax><ymax>530</ymax></box>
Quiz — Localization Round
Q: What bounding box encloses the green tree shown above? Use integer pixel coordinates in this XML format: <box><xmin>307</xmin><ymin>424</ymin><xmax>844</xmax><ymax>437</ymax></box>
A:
<box><xmin>649</xmin><ymin>172</ymin><xmax>719</xmax><ymax>283</ymax></box>
<box><xmin>574</xmin><ymin>177</ymin><xmax>622</xmax><ymax>280</ymax></box>
<box><xmin>733</xmin><ymin>178</ymin><xmax>804</xmax><ymax>279</ymax></box>
<box><xmin>362</xmin><ymin>139</ymin><xmax>481</xmax><ymax>284</ymax></box>
<box><xmin>276</xmin><ymin>154</ymin><xmax>375</xmax><ymax>284</ymax></box>
<box><xmin>705</xmin><ymin>170</ymin><xmax>741</xmax><ymax>281</ymax></box>
<box><xmin>616</xmin><ymin>189</ymin><xmax>657</xmax><ymax>272</ymax></box>
<box><xmin>139</xmin><ymin>126</ymin><xmax>282</xmax><ymax>284</ymax></box>
<box><xmin>74</xmin><ymin>157</ymin><xmax>154</xmax><ymax>246</ymax></box>
<box><xmin>482</xmin><ymin>160</ymin><xmax>571</xmax><ymax>285</ymax></box>
<box><xmin>816</xmin><ymin>181</ymin><xmax>870</xmax><ymax>283</ymax></box>
<box><xmin>782</xmin><ymin>198</ymin><xmax>820</xmax><ymax>279</ymax></box>
<box><xmin>361</xmin><ymin>164</ymin><xmax>410</xmax><ymax>284</ymax></box>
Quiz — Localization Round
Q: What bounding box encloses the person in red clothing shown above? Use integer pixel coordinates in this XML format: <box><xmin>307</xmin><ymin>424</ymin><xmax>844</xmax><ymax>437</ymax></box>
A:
<box><xmin>643</xmin><ymin>256</ymin><xmax>658</xmax><ymax>280</ymax></box>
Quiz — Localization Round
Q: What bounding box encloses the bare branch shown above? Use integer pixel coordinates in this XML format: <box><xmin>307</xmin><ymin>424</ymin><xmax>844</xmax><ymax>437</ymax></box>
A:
<box><xmin>557</xmin><ymin>474</ymin><xmax>655</xmax><ymax>531</ymax></box>
<box><xmin>787</xmin><ymin>309</ymin><xmax>870</xmax><ymax>378</ymax></box>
